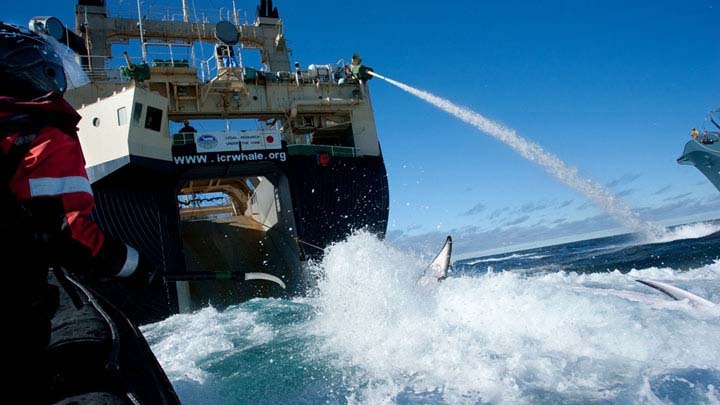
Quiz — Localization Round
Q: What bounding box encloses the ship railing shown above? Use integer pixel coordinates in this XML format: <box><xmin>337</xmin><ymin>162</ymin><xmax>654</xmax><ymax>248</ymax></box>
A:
<box><xmin>81</xmin><ymin>55</ymin><xmax>131</xmax><ymax>83</ymax></box>
<box><xmin>143</xmin><ymin>43</ymin><xmax>198</xmax><ymax>70</ymax></box>
<box><xmin>172</xmin><ymin>132</ymin><xmax>361</xmax><ymax>157</ymax></box>
<box><xmin>199</xmin><ymin>64</ymin><xmax>350</xmax><ymax>87</ymax></box>
<box><xmin>83</xmin><ymin>67</ymin><xmax>129</xmax><ymax>82</ymax></box>
<box><xmin>172</xmin><ymin>132</ymin><xmax>196</xmax><ymax>146</ymax></box>
<box><xmin>286</xmin><ymin>144</ymin><xmax>359</xmax><ymax>158</ymax></box>
<box><xmin>108</xmin><ymin>2</ymin><xmax>252</xmax><ymax>26</ymax></box>
<box><xmin>88</xmin><ymin>47</ymin><xmax>351</xmax><ymax>89</ymax></box>
<box><xmin>88</xmin><ymin>50</ymin><xmax>201</xmax><ymax>84</ymax></box>
<box><xmin>200</xmin><ymin>54</ymin><xmax>234</xmax><ymax>82</ymax></box>
<box><xmin>199</xmin><ymin>58</ymin><xmax>212</xmax><ymax>82</ymax></box>
<box><xmin>200</xmin><ymin>53</ymin><xmax>249</xmax><ymax>83</ymax></box>
<box><xmin>198</xmin><ymin>51</ymin><xmax>351</xmax><ymax>86</ymax></box>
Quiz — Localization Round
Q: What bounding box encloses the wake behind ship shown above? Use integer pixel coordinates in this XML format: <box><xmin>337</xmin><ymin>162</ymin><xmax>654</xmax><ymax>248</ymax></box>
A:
<box><xmin>31</xmin><ymin>0</ymin><xmax>389</xmax><ymax>324</ymax></box>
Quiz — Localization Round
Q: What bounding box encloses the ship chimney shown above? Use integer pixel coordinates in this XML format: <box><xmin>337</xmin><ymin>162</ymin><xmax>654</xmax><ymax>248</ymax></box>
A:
<box><xmin>256</xmin><ymin>0</ymin><xmax>280</xmax><ymax>20</ymax></box>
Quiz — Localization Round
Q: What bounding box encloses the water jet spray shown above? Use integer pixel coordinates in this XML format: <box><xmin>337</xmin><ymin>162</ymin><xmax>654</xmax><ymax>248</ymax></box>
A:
<box><xmin>367</xmin><ymin>70</ymin><xmax>665</xmax><ymax>239</ymax></box>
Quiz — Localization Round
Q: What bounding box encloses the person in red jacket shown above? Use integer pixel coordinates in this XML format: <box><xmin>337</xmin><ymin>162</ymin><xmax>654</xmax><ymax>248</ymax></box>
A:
<box><xmin>0</xmin><ymin>22</ymin><xmax>153</xmax><ymax>402</ymax></box>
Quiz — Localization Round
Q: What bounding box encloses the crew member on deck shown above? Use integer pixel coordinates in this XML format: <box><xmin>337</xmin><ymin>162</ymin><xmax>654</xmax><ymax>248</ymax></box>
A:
<box><xmin>700</xmin><ymin>130</ymin><xmax>714</xmax><ymax>144</ymax></box>
<box><xmin>691</xmin><ymin>127</ymin><xmax>699</xmax><ymax>140</ymax></box>
<box><xmin>180</xmin><ymin>119</ymin><xmax>197</xmax><ymax>133</ymax></box>
<box><xmin>214</xmin><ymin>44</ymin><xmax>238</xmax><ymax>69</ymax></box>
<box><xmin>0</xmin><ymin>22</ymin><xmax>155</xmax><ymax>403</ymax></box>
<box><xmin>224</xmin><ymin>45</ymin><xmax>238</xmax><ymax>68</ymax></box>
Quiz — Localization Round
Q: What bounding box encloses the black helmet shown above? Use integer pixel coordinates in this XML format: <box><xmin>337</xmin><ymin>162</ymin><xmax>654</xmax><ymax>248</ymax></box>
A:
<box><xmin>0</xmin><ymin>22</ymin><xmax>67</xmax><ymax>99</ymax></box>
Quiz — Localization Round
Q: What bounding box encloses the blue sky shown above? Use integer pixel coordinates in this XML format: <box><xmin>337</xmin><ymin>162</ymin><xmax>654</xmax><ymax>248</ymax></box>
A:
<box><xmin>5</xmin><ymin>0</ymin><xmax>720</xmax><ymax>257</ymax></box>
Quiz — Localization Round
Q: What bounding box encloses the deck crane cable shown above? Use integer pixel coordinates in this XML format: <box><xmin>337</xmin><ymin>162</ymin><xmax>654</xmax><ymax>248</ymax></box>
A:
<box><xmin>190</xmin><ymin>0</ymin><xmax>207</xmax><ymax>67</ymax></box>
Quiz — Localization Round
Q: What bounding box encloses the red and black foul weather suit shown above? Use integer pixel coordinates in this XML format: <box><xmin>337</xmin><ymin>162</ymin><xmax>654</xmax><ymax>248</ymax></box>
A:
<box><xmin>0</xmin><ymin>95</ymin><xmax>139</xmax><ymax>399</ymax></box>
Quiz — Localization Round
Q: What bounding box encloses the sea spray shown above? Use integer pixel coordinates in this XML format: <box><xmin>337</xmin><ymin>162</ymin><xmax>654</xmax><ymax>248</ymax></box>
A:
<box><xmin>142</xmin><ymin>232</ymin><xmax>720</xmax><ymax>404</ymax></box>
<box><xmin>368</xmin><ymin>71</ymin><xmax>665</xmax><ymax>239</ymax></box>
<box><xmin>307</xmin><ymin>233</ymin><xmax>720</xmax><ymax>404</ymax></box>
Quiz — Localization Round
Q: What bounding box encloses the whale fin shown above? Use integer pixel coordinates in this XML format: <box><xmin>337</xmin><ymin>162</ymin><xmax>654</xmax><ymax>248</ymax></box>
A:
<box><xmin>418</xmin><ymin>236</ymin><xmax>452</xmax><ymax>286</ymax></box>
<box><xmin>636</xmin><ymin>279</ymin><xmax>716</xmax><ymax>308</ymax></box>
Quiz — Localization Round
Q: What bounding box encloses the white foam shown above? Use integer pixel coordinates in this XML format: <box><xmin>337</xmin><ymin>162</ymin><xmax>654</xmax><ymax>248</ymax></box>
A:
<box><xmin>309</xmin><ymin>233</ymin><xmax>720</xmax><ymax>404</ymax></box>
<box><xmin>141</xmin><ymin>305</ymin><xmax>274</xmax><ymax>383</ymax></box>
<box><xmin>649</xmin><ymin>221</ymin><xmax>720</xmax><ymax>244</ymax></box>
<box><xmin>142</xmin><ymin>233</ymin><xmax>720</xmax><ymax>404</ymax></box>
<box><xmin>467</xmin><ymin>252</ymin><xmax>549</xmax><ymax>265</ymax></box>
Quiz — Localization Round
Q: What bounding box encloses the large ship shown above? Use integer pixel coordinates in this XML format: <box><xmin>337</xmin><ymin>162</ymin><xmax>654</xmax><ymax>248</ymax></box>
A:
<box><xmin>678</xmin><ymin>108</ymin><xmax>720</xmax><ymax>192</ymax></box>
<box><xmin>28</xmin><ymin>0</ymin><xmax>389</xmax><ymax>324</ymax></box>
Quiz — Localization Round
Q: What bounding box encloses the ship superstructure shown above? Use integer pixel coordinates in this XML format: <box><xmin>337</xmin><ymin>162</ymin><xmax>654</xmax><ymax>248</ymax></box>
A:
<box><xmin>29</xmin><ymin>0</ymin><xmax>389</xmax><ymax>323</ymax></box>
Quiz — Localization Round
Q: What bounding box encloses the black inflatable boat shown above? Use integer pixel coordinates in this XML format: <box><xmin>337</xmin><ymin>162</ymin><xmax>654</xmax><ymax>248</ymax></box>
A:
<box><xmin>47</xmin><ymin>272</ymin><xmax>180</xmax><ymax>405</ymax></box>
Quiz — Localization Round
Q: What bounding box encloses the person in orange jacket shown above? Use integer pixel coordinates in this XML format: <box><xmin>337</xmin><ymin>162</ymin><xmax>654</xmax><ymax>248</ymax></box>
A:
<box><xmin>0</xmin><ymin>21</ymin><xmax>154</xmax><ymax>402</ymax></box>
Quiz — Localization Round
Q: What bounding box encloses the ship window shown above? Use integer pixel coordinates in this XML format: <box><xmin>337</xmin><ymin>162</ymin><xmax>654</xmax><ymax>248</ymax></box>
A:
<box><xmin>117</xmin><ymin>106</ymin><xmax>128</xmax><ymax>126</ymax></box>
<box><xmin>132</xmin><ymin>102</ymin><xmax>143</xmax><ymax>124</ymax></box>
<box><xmin>145</xmin><ymin>106</ymin><xmax>163</xmax><ymax>132</ymax></box>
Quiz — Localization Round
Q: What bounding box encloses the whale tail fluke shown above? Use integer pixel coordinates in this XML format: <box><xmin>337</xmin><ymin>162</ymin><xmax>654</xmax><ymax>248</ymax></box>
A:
<box><xmin>418</xmin><ymin>236</ymin><xmax>452</xmax><ymax>286</ymax></box>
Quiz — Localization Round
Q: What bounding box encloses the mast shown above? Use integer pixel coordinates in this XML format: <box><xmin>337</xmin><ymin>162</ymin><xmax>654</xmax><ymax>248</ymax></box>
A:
<box><xmin>182</xmin><ymin>0</ymin><xmax>189</xmax><ymax>23</ymax></box>
<box><xmin>135</xmin><ymin>0</ymin><xmax>147</xmax><ymax>63</ymax></box>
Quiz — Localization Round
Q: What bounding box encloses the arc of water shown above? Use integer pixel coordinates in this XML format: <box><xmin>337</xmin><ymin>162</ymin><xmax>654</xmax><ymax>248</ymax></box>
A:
<box><xmin>368</xmin><ymin>71</ymin><xmax>663</xmax><ymax>238</ymax></box>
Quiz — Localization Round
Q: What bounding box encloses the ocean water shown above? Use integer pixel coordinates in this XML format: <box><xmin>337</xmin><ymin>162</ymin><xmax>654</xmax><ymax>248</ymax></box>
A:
<box><xmin>141</xmin><ymin>221</ymin><xmax>720</xmax><ymax>405</ymax></box>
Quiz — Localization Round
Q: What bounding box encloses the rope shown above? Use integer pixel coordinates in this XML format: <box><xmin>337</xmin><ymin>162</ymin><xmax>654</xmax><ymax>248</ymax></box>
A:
<box><xmin>295</xmin><ymin>237</ymin><xmax>326</xmax><ymax>252</ymax></box>
<box><xmin>63</xmin><ymin>271</ymin><xmax>122</xmax><ymax>372</ymax></box>
<box><xmin>190</xmin><ymin>0</ymin><xmax>206</xmax><ymax>65</ymax></box>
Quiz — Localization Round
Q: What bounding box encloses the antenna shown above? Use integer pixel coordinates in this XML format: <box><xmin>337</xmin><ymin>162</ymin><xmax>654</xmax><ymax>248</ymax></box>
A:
<box><xmin>232</xmin><ymin>0</ymin><xmax>239</xmax><ymax>25</ymax></box>
<box><xmin>84</xmin><ymin>9</ymin><xmax>93</xmax><ymax>72</ymax></box>
<box><xmin>136</xmin><ymin>0</ymin><xmax>146</xmax><ymax>63</ymax></box>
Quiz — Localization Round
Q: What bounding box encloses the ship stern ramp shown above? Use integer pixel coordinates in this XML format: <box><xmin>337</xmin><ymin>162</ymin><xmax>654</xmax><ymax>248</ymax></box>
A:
<box><xmin>175</xmin><ymin>166</ymin><xmax>305</xmax><ymax>314</ymax></box>
<box><xmin>89</xmin><ymin>163</ymin><xmax>305</xmax><ymax>324</ymax></box>
<box><xmin>76</xmin><ymin>88</ymin><xmax>305</xmax><ymax>323</ymax></box>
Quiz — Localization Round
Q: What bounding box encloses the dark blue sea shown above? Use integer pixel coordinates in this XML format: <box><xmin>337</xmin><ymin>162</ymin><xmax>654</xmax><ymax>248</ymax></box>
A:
<box><xmin>141</xmin><ymin>220</ymin><xmax>720</xmax><ymax>405</ymax></box>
